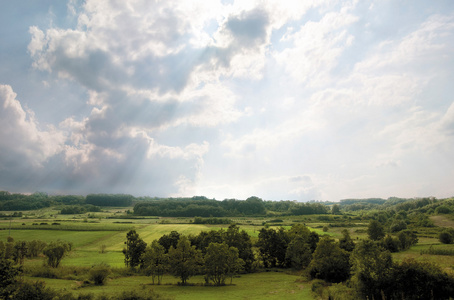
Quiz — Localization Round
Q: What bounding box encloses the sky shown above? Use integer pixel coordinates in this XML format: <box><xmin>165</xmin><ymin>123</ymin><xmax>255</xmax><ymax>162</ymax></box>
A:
<box><xmin>1</xmin><ymin>0</ymin><xmax>454</xmax><ymax>201</ymax></box>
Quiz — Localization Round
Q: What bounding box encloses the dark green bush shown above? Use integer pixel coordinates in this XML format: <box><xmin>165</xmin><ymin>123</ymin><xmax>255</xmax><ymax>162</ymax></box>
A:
<box><xmin>89</xmin><ymin>264</ymin><xmax>111</xmax><ymax>285</ymax></box>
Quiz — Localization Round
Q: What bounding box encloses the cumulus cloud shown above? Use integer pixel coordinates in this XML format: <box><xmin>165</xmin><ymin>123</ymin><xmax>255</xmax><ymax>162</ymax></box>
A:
<box><xmin>1</xmin><ymin>0</ymin><xmax>454</xmax><ymax>200</ymax></box>
<box><xmin>0</xmin><ymin>85</ymin><xmax>65</xmax><ymax>168</ymax></box>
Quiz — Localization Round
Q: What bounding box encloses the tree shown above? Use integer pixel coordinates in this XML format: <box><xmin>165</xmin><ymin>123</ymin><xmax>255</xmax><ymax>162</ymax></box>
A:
<box><xmin>226</xmin><ymin>246</ymin><xmax>244</xmax><ymax>284</ymax></box>
<box><xmin>439</xmin><ymin>228</ymin><xmax>454</xmax><ymax>244</ymax></box>
<box><xmin>13</xmin><ymin>241</ymin><xmax>28</xmax><ymax>265</ymax></box>
<box><xmin>204</xmin><ymin>242</ymin><xmax>230</xmax><ymax>285</ymax></box>
<box><xmin>367</xmin><ymin>220</ymin><xmax>385</xmax><ymax>241</ymax></box>
<box><xmin>123</xmin><ymin>230</ymin><xmax>147</xmax><ymax>268</ymax></box>
<box><xmin>223</xmin><ymin>224</ymin><xmax>255</xmax><ymax>272</ymax></box>
<box><xmin>381</xmin><ymin>234</ymin><xmax>400</xmax><ymax>253</ymax></box>
<box><xmin>285</xmin><ymin>236</ymin><xmax>312</xmax><ymax>269</ymax></box>
<box><xmin>389</xmin><ymin>220</ymin><xmax>407</xmax><ymax>232</ymax></box>
<box><xmin>257</xmin><ymin>227</ymin><xmax>289</xmax><ymax>268</ymax></box>
<box><xmin>168</xmin><ymin>236</ymin><xmax>202</xmax><ymax>285</ymax></box>
<box><xmin>338</xmin><ymin>229</ymin><xmax>355</xmax><ymax>252</ymax></box>
<box><xmin>10</xmin><ymin>280</ymin><xmax>56</xmax><ymax>300</ymax></box>
<box><xmin>43</xmin><ymin>241</ymin><xmax>71</xmax><ymax>268</ymax></box>
<box><xmin>26</xmin><ymin>240</ymin><xmax>47</xmax><ymax>258</ymax></box>
<box><xmin>350</xmin><ymin>239</ymin><xmax>393</xmax><ymax>299</ymax></box>
<box><xmin>308</xmin><ymin>237</ymin><xmax>351</xmax><ymax>283</ymax></box>
<box><xmin>331</xmin><ymin>204</ymin><xmax>341</xmax><ymax>214</ymax></box>
<box><xmin>390</xmin><ymin>259</ymin><xmax>454</xmax><ymax>299</ymax></box>
<box><xmin>141</xmin><ymin>240</ymin><xmax>168</xmax><ymax>285</ymax></box>
<box><xmin>0</xmin><ymin>258</ymin><xmax>21</xmax><ymax>299</ymax></box>
<box><xmin>158</xmin><ymin>231</ymin><xmax>180</xmax><ymax>253</ymax></box>
<box><xmin>397</xmin><ymin>230</ymin><xmax>418</xmax><ymax>250</ymax></box>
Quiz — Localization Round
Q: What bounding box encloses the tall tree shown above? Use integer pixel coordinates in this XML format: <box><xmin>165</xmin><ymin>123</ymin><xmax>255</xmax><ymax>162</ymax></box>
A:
<box><xmin>123</xmin><ymin>230</ymin><xmax>147</xmax><ymax>268</ymax></box>
<box><xmin>257</xmin><ymin>227</ymin><xmax>289</xmax><ymax>268</ymax></box>
<box><xmin>285</xmin><ymin>236</ymin><xmax>312</xmax><ymax>269</ymax></box>
<box><xmin>43</xmin><ymin>241</ymin><xmax>71</xmax><ymax>268</ymax></box>
<box><xmin>204</xmin><ymin>242</ymin><xmax>230</xmax><ymax>285</ymax></box>
<box><xmin>0</xmin><ymin>258</ymin><xmax>21</xmax><ymax>299</ymax></box>
<box><xmin>350</xmin><ymin>239</ymin><xmax>393</xmax><ymax>299</ymax></box>
<box><xmin>223</xmin><ymin>224</ymin><xmax>255</xmax><ymax>272</ymax></box>
<box><xmin>168</xmin><ymin>236</ymin><xmax>202</xmax><ymax>285</ymax></box>
<box><xmin>158</xmin><ymin>231</ymin><xmax>180</xmax><ymax>253</ymax></box>
<box><xmin>308</xmin><ymin>236</ymin><xmax>351</xmax><ymax>283</ymax></box>
<box><xmin>367</xmin><ymin>220</ymin><xmax>385</xmax><ymax>241</ymax></box>
<box><xmin>141</xmin><ymin>240</ymin><xmax>168</xmax><ymax>285</ymax></box>
<box><xmin>339</xmin><ymin>229</ymin><xmax>355</xmax><ymax>252</ymax></box>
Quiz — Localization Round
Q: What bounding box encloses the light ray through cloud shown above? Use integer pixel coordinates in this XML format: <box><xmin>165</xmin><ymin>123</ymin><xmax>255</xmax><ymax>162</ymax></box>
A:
<box><xmin>1</xmin><ymin>1</ymin><xmax>454</xmax><ymax>201</ymax></box>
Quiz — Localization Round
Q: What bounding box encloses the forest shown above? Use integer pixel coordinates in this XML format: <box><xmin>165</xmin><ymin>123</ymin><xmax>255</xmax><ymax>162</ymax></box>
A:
<box><xmin>0</xmin><ymin>191</ymin><xmax>454</xmax><ymax>299</ymax></box>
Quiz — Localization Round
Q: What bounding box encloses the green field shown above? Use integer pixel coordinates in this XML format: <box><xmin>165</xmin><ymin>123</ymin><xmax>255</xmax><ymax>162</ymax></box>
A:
<box><xmin>1</xmin><ymin>212</ymin><xmax>453</xmax><ymax>300</ymax></box>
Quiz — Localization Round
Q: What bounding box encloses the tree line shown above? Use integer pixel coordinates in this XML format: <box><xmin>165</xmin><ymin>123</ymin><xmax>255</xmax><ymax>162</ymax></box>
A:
<box><xmin>119</xmin><ymin>222</ymin><xmax>454</xmax><ymax>298</ymax></box>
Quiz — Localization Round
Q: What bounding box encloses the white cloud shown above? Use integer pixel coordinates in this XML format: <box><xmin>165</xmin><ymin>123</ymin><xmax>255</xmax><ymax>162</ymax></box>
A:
<box><xmin>0</xmin><ymin>84</ymin><xmax>65</xmax><ymax>167</ymax></box>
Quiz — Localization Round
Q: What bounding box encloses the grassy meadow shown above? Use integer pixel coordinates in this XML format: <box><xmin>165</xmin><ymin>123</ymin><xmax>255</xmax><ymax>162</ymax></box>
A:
<box><xmin>1</xmin><ymin>209</ymin><xmax>453</xmax><ymax>299</ymax></box>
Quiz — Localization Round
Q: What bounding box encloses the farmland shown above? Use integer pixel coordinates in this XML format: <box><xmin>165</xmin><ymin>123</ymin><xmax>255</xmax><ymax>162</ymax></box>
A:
<box><xmin>1</xmin><ymin>195</ymin><xmax>454</xmax><ymax>299</ymax></box>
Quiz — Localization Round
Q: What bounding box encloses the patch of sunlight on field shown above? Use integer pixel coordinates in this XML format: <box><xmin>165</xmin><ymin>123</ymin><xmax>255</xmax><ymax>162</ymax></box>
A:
<box><xmin>63</xmin><ymin>250</ymin><xmax>125</xmax><ymax>268</ymax></box>
<box><xmin>136</xmin><ymin>224</ymin><xmax>214</xmax><ymax>242</ymax></box>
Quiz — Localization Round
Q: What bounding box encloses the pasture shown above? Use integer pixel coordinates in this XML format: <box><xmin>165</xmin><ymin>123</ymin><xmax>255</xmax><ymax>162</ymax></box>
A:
<box><xmin>1</xmin><ymin>211</ymin><xmax>453</xmax><ymax>299</ymax></box>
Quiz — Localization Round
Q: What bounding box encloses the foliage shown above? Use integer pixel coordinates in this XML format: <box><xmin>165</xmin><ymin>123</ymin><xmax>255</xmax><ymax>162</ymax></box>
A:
<box><xmin>389</xmin><ymin>259</ymin><xmax>454</xmax><ymax>299</ymax></box>
<box><xmin>367</xmin><ymin>220</ymin><xmax>385</xmax><ymax>241</ymax></box>
<box><xmin>397</xmin><ymin>229</ymin><xmax>418</xmax><ymax>250</ymax></box>
<box><xmin>204</xmin><ymin>242</ymin><xmax>243</xmax><ymax>285</ymax></box>
<box><xmin>141</xmin><ymin>240</ymin><xmax>168</xmax><ymax>285</ymax></box>
<box><xmin>123</xmin><ymin>230</ymin><xmax>147</xmax><ymax>268</ymax></box>
<box><xmin>89</xmin><ymin>264</ymin><xmax>111</xmax><ymax>285</ymax></box>
<box><xmin>0</xmin><ymin>258</ymin><xmax>21</xmax><ymax>298</ymax></box>
<box><xmin>308</xmin><ymin>236</ymin><xmax>351</xmax><ymax>283</ymax></box>
<box><xmin>60</xmin><ymin>204</ymin><xmax>101</xmax><ymax>214</ymax></box>
<box><xmin>193</xmin><ymin>217</ymin><xmax>232</xmax><ymax>224</ymax></box>
<box><xmin>439</xmin><ymin>228</ymin><xmax>454</xmax><ymax>244</ymax></box>
<box><xmin>257</xmin><ymin>227</ymin><xmax>289</xmax><ymax>268</ymax></box>
<box><xmin>43</xmin><ymin>241</ymin><xmax>71</xmax><ymax>268</ymax></box>
<box><xmin>158</xmin><ymin>231</ymin><xmax>180</xmax><ymax>253</ymax></box>
<box><xmin>285</xmin><ymin>236</ymin><xmax>312</xmax><ymax>269</ymax></box>
<box><xmin>381</xmin><ymin>235</ymin><xmax>400</xmax><ymax>253</ymax></box>
<box><xmin>168</xmin><ymin>236</ymin><xmax>202</xmax><ymax>285</ymax></box>
<box><xmin>350</xmin><ymin>240</ymin><xmax>393</xmax><ymax>299</ymax></box>
<box><xmin>222</xmin><ymin>224</ymin><xmax>255</xmax><ymax>272</ymax></box>
<box><xmin>86</xmin><ymin>194</ymin><xmax>134</xmax><ymax>207</ymax></box>
<box><xmin>389</xmin><ymin>219</ymin><xmax>407</xmax><ymax>232</ymax></box>
<box><xmin>12</xmin><ymin>241</ymin><xmax>27</xmax><ymax>264</ymax></box>
<box><xmin>27</xmin><ymin>240</ymin><xmax>47</xmax><ymax>258</ymax></box>
<box><xmin>11</xmin><ymin>280</ymin><xmax>56</xmax><ymax>300</ymax></box>
<box><xmin>112</xmin><ymin>290</ymin><xmax>170</xmax><ymax>300</ymax></box>
<box><xmin>338</xmin><ymin>229</ymin><xmax>355</xmax><ymax>252</ymax></box>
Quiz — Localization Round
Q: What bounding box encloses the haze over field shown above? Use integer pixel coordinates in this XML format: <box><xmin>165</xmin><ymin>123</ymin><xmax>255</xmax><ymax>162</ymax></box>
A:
<box><xmin>1</xmin><ymin>1</ymin><xmax>454</xmax><ymax>201</ymax></box>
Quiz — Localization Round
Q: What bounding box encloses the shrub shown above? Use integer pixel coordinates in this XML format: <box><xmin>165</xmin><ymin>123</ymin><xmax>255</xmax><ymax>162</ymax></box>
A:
<box><xmin>439</xmin><ymin>230</ymin><xmax>454</xmax><ymax>244</ymax></box>
<box><xmin>89</xmin><ymin>264</ymin><xmax>111</xmax><ymax>285</ymax></box>
<box><xmin>12</xmin><ymin>281</ymin><xmax>56</xmax><ymax>300</ymax></box>
<box><xmin>113</xmin><ymin>290</ymin><xmax>169</xmax><ymax>300</ymax></box>
<box><xmin>435</xmin><ymin>205</ymin><xmax>452</xmax><ymax>214</ymax></box>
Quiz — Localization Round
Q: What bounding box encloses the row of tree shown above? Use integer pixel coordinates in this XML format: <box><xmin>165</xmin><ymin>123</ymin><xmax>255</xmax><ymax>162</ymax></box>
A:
<box><xmin>123</xmin><ymin>228</ymin><xmax>245</xmax><ymax>285</ymax></box>
<box><xmin>0</xmin><ymin>237</ymin><xmax>72</xmax><ymax>268</ymax></box>
<box><xmin>133</xmin><ymin>196</ymin><xmax>330</xmax><ymax>217</ymax></box>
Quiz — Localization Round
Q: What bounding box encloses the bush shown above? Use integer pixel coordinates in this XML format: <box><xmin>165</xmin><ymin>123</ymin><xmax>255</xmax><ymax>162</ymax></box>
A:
<box><xmin>435</xmin><ymin>205</ymin><xmax>452</xmax><ymax>214</ymax></box>
<box><xmin>113</xmin><ymin>290</ymin><xmax>169</xmax><ymax>300</ymax></box>
<box><xmin>12</xmin><ymin>281</ymin><xmax>56</xmax><ymax>300</ymax></box>
<box><xmin>439</xmin><ymin>230</ymin><xmax>454</xmax><ymax>244</ymax></box>
<box><xmin>89</xmin><ymin>264</ymin><xmax>111</xmax><ymax>285</ymax></box>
